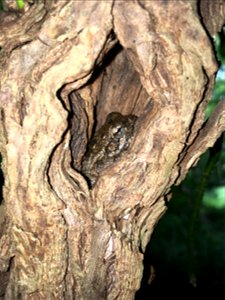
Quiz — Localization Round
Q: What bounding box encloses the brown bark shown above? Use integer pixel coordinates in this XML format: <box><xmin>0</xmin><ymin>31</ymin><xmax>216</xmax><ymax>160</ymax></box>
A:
<box><xmin>0</xmin><ymin>0</ymin><xmax>224</xmax><ymax>299</ymax></box>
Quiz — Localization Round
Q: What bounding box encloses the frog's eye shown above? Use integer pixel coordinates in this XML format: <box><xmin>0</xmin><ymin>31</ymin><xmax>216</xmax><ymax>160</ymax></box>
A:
<box><xmin>110</xmin><ymin>123</ymin><xmax>123</xmax><ymax>133</ymax></box>
<box><xmin>114</xmin><ymin>127</ymin><xmax>126</xmax><ymax>138</ymax></box>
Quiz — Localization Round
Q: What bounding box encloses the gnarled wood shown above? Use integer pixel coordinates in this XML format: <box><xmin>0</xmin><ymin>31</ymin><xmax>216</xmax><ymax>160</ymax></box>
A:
<box><xmin>0</xmin><ymin>1</ymin><xmax>224</xmax><ymax>299</ymax></box>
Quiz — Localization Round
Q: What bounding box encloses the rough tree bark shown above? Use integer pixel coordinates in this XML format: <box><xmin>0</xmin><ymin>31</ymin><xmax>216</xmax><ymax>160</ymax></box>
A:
<box><xmin>0</xmin><ymin>0</ymin><xmax>225</xmax><ymax>299</ymax></box>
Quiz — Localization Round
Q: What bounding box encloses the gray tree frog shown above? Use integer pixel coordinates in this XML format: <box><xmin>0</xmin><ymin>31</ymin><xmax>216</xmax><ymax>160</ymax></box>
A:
<box><xmin>81</xmin><ymin>112</ymin><xmax>137</xmax><ymax>187</ymax></box>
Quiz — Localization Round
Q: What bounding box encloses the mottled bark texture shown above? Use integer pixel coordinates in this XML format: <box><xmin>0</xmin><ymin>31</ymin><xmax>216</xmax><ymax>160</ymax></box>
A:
<box><xmin>0</xmin><ymin>0</ymin><xmax>224</xmax><ymax>299</ymax></box>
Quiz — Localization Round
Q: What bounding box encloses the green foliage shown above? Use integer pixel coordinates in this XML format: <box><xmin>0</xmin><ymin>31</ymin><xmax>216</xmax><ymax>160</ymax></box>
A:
<box><xmin>212</xmin><ymin>76</ymin><xmax>225</xmax><ymax>101</ymax></box>
<box><xmin>205</xmin><ymin>77</ymin><xmax>225</xmax><ymax>119</ymax></box>
<box><xmin>204</xmin><ymin>186</ymin><xmax>225</xmax><ymax>209</ymax></box>
<box><xmin>0</xmin><ymin>0</ymin><xmax>25</xmax><ymax>11</ymax></box>
<box><xmin>215</xmin><ymin>27</ymin><xmax>225</xmax><ymax>65</ymax></box>
<box><xmin>205</xmin><ymin>27</ymin><xmax>225</xmax><ymax>119</ymax></box>
<box><xmin>0</xmin><ymin>0</ymin><xmax>3</xmax><ymax>11</ymax></box>
<box><xmin>187</xmin><ymin>135</ymin><xmax>224</xmax><ymax>284</ymax></box>
<box><xmin>16</xmin><ymin>0</ymin><xmax>24</xmax><ymax>10</ymax></box>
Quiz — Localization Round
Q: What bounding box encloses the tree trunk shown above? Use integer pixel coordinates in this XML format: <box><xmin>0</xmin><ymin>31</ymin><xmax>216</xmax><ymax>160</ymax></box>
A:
<box><xmin>0</xmin><ymin>1</ymin><xmax>224</xmax><ymax>299</ymax></box>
